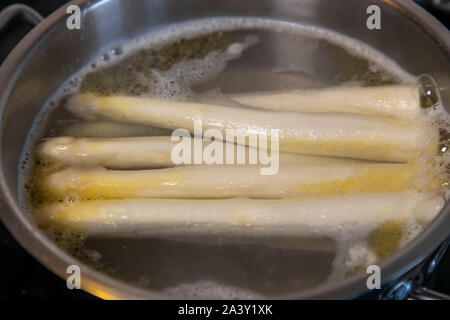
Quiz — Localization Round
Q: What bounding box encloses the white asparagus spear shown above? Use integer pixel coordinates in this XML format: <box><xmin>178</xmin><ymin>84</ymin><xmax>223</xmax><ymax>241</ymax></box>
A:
<box><xmin>36</xmin><ymin>136</ymin><xmax>365</xmax><ymax>169</ymax></box>
<box><xmin>66</xmin><ymin>93</ymin><xmax>437</xmax><ymax>162</ymax></box>
<box><xmin>228</xmin><ymin>85</ymin><xmax>421</xmax><ymax>119</ymax></box>
<box><xmin>60</xmin><ymin>120</ymin><xmax>171</xmax><ymax>138</ymax></box>
<box><xmin>36</xmin><ymin>136</ymin><xmax>178</xmax><ymax>169</ymax></box>
<box><xmin>38</xmin><ymin>163</ymin><xmax>434</xmax><ymax>201</ymax></box>
<box><xmin>34</xmin><ymin>192</ymin><xmax>442</xmax><ymax>237</ymax></box>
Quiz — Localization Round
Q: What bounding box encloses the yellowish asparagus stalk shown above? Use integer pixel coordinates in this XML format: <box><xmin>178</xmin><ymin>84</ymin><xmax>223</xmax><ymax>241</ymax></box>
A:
<box><xmin>60</xmin><ymin>120</ymin><xmax>170</xmax><ymax>138</ymax></box>
<box><xmin>229</xmin><ymin>85</ymin><xmax>421</xmax><ymax>119</ymax></box>
<box><xmin>36</xmin><ymin>136</ymin><xmax>364</xmax><ymax>169</ymax></box>
<box><xmin>34</xmin><ymin>192</ymin><xmax>443</xmax><ymax>237</ymax></box>
<box><xmin>36</xmin><ymin>136</ymin><xmax>179</xmax><ymax>169</ymax></box>
<box><xmin>38</xmin><ymin>163</ymin><xmax>435</xmax><ymax>201</ymax></box>
<box><xmin>67</xmin><ymin>93</ymin><xmax>437</xmax><ymax>162</ymax></box>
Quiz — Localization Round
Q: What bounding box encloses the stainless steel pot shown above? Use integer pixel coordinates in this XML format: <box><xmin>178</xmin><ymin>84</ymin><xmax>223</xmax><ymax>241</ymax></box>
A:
<box><xmin>0</xmin><ymin>0</ymin><xmax>449</xmax><ymax>299</ymax></box>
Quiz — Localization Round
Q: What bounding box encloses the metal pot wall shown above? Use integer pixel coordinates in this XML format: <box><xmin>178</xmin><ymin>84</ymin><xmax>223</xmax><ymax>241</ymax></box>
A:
<box><xmin>0</xmin><ymin>0</ymin><xmax>449</xmax><ymax>299</ymax></box>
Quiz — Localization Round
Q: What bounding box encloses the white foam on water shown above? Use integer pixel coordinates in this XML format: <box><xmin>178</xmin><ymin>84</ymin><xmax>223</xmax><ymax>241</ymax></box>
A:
<box><xmin>161</xmin><ymin>280</ymin><xmax>262</xmax><ymax>299</ymax></box>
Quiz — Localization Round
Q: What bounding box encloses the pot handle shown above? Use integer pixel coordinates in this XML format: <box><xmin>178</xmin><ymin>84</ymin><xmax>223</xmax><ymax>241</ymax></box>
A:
<box><xmin>409</xmin><ymin>287</ymin><xmax>450</xmax><ymax>300</ymax></box>
<box><xmin>383</xmin><ymin>239</ymin><xmax>450</xmax><ymax>300</ymax></box>
<box><xmin>410</xmin><ymin>238</ymin><xmax>450</xmax><ymax>300</ymax></box>
<box><xmin>0</xmin><ymin>4</ymin><xmax>44</xmax><ymax>31</ymax></box>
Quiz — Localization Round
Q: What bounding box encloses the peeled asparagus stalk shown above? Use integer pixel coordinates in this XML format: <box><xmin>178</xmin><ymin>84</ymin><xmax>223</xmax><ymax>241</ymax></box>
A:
<box><xmin>67</xmin><ymin>93</ymin><xmax>437</xmax><ymax>162</ymax></box>
<box><xmin>36</xmin><ymin>136</ymin><xmax>364</xmax><ymax>169</ymax></box>
<box><xmin>38</xmin><ymin>163</ymin><xmax>434</xmax><ymax>201</ymax></box>
<box><xmin>36</xmin><ymin>136</ymin><xmax>180</xmax><ymax>169</ymax></box>
<box><xmin>34</xmin><ymin>192</ymin><xmax>443</xmax><ymax>237</ymax></box>
<box><xmin>60</xmin><ymin>120</ymin><xmax>171</xmax><ymax>138</ymax></box>
<box><xmin>229</xmin><ymin>85</ymin><xmax>421</xmax><ymax>119</ymax></box>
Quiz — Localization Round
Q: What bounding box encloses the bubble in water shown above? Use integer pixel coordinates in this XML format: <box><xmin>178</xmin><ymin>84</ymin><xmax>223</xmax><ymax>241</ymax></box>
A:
<box><xmin>112</xmin><ymin>47</ymin><xmax>123</xmax><ymax>56</ymax></box>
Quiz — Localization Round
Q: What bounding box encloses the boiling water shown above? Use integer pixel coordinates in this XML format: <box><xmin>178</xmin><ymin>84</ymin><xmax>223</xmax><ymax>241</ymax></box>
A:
<box><xmin>18</xmin><ymin>18</ymin><xmax>448</xmax><ymax>298</ymax></box>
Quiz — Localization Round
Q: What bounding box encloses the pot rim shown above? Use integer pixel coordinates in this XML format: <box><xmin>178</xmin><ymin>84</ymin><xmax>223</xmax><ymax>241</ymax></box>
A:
<box><xmin>0</xmin><ymin>0</ymin><xmax>449</xmax><ymax>300</ymax></box>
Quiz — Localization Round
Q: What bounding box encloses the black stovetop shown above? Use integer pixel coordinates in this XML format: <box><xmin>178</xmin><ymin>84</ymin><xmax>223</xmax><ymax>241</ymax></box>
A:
<box><xmin>0</xmin><ymin>0</ymin><xmax>449</xmax><ymax>299</ymax></box>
